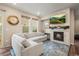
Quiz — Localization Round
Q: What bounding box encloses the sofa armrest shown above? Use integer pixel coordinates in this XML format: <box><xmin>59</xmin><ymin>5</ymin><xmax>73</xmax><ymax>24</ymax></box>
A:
<box><xmin>12</xmin><ymin>40</ymin><xmax>24</xmax><ymax>56</ymax></box>
<box><xmin>21</xmin><ymin>42</ymin><xmax>43</xmax><ymax>56</ymax></box>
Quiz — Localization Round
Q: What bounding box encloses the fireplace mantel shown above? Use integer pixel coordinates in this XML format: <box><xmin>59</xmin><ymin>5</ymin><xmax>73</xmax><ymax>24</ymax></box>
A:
<box><xmin>51</xmin><ymin>28</ymin><xmax>64</xmax><ymax>32</ymax></box>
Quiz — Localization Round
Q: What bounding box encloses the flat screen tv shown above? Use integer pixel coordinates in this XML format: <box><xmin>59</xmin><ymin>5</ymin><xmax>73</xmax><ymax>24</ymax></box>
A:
<box><xmin>49</xmin><ymin>14</ymin><xmax>66</xmax><ymax>24</ymax></box>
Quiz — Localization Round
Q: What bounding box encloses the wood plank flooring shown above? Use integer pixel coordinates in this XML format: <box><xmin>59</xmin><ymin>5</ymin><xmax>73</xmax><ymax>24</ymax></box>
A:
<box><xmin>0</xmin><ymin>47</ymin><xmax>11</xmax><ymax>56</ymax></box>
<box><xmin>68</xmin><ymin>39</ymin><xmax>79</xmax><ymax>56</ymax></box>
<box><xmin>68</xmin><ymin>45</ymin><xmax>77</xmax><ymax>56</ymax></box>
<box><xmin>74</xmin><ymin>39</ymin><xmax>79</xmax><ymax>55</ymax></box>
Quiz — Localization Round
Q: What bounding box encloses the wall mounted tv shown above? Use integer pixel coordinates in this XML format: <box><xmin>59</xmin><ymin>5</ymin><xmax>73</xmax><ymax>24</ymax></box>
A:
<box><xmin>49</xmin><ymin>14</ymin><xmax>66</xmax><ymax>24</ymax></box>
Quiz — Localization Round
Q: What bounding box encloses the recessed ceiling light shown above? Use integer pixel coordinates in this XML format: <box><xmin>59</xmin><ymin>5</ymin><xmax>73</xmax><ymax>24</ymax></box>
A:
<box><xmin>37</xmin><ymin>11</ymin><xmax>40</xmax><ymax>16</ymax></box>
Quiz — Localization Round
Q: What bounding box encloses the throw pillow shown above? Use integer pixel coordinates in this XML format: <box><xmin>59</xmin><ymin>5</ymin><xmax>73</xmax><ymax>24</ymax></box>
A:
<box><xmin>21</xmin><ymin>40</ymin><xmax>30</xmax><ymax>48</ymax></box>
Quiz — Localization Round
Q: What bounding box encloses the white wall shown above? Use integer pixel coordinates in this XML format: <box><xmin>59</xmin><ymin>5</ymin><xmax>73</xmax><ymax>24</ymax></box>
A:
<box><xmin>0</xmin><ymin>5</ymin><xmax>39</xmax><ymax>47</ymax></box>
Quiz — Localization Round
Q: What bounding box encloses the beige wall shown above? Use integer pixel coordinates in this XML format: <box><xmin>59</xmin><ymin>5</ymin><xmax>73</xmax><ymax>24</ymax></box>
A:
<box><xmin>75</xmin><ymin>8</ymin><xmax>79</xmax><ymax>33</ymax></box>
<box><xmin>0</xmin><ymin>5</ymin><xmax>39</xmax><ymax>47</ymax></box>
<box><xmin>75</xmin><ymin>20</ymin><xmax>79</xmax><ymax>33</ymax></box>
<box><xmin>70</xmin><ymin>9</ymin><xmax>75</xmax><ymax>45</ymax></box>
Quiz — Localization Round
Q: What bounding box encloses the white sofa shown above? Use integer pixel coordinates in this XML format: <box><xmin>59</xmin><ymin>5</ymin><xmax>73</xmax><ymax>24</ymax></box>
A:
<box><xmin>17</xmin><ymin>32</ymin><xmax>47</xmax><ymax>43</ymax></box>
<box><xmin>11</xmin><ymin>34</ymin><xmax>43</xmax><ymax>56</ymax></box>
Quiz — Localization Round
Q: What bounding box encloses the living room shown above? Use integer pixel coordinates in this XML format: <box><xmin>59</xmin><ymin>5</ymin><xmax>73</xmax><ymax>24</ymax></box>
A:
<box><xmin>0</xmin><ymin>3</ymin><xmax>79</xmax><ymax>56</ymax></box>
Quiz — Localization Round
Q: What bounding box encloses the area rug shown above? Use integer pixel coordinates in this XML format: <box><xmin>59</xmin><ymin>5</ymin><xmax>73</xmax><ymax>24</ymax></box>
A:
<box><xmin>42</xmin><ymin>40</ymin><xmax>70</xmax><ymax>56</ymax></box>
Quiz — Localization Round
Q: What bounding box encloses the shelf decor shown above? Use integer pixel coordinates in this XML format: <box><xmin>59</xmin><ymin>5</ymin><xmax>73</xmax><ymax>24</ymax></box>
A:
<box><xmin>49</xmin><ymin>26</ymin><xmax>69</xmax><ymax>29</ymax></box>
<box><xmin>7</xmin><ymin>16</ymin><xmax>19</xmax><ymax>25</ymax></box>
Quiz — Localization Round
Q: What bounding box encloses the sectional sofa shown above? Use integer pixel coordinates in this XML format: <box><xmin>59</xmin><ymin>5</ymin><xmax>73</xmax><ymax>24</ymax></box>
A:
<box><xmin>11</xmin><ymin>32</ymin><xmax>47</xmax><ymax>56</ymax></box>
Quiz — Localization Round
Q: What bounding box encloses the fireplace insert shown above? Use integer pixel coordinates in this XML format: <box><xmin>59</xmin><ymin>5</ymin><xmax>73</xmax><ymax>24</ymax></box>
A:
<box><xmin>54</xmin><ymin>32</ymin><xmax>64</xmax><ymax>41</ymax></box>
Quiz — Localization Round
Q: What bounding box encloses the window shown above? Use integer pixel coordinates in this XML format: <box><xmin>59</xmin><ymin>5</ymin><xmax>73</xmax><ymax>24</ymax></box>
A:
<box><xmin>22</xmin><ymin>17</ymin><xmax>38</xmax><ymax>33</ymax></box>
<box><xmin>31</xmin><ymin>20</ymin><xmax>38</xmax><ymax>32</ymax></box>
<box><xmin>23</xmin><ymin>18</ymin><xmax>29</xmax><ymax>33</ymax></box>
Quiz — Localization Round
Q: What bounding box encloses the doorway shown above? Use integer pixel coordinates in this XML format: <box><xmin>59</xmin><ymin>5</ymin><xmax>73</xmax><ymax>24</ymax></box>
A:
<box><xmin>74</xmin><ymin>19</ymin><xmax>79</xmax><ymax>55</ymax></box>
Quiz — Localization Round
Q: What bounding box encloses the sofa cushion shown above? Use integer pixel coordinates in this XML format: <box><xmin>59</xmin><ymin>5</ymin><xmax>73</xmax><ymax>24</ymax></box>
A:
<box><xmin>28</xmin><ymin>35</ymin><xmax>47</xmax><ymax>42</ymax></box>
<box><xmin>24</xmin><ymin>32</ymin><xmax>44</xmax><ymax>38</ymax></box>
<box><xmin>23</xmin><ymin>33</ymin><xmax>29</xmax><ymax>39</ymax></box>
<box><xmin>22</xmin><ymin>40</ymin><xmax>31</xmax><ymax>48</ymax></box>
<box><xmin>12</xmin><ymin>34</ymin><xmax>24</xmax><ymax>43</ymax></box>
<box><xmin>15</xmin><ymin>33</ymin><xmax>25</xmax><ymax>38</ymax></box>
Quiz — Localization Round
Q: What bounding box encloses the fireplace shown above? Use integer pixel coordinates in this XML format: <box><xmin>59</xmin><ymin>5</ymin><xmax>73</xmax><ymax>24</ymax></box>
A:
<box><xmin>54</xmin><ymin>32</ymin><xmax>64</xmax><ymax>41</ymax></box>
<box><xmin>50</xmin><ymin>29</ymin><xmax>70</xmax><ymax>45</ymax></box>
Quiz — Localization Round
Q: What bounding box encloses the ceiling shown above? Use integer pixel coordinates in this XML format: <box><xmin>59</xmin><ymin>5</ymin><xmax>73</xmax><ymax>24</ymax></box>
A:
<box><xmin>1</xmin><ymin>3</ymin><xmax>79</xmax><ymax>17</ymax></box>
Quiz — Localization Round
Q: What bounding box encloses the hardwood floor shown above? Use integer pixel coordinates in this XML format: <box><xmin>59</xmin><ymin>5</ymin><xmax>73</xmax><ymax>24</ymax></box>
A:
<box><xmin>68</xmin><ymin>39</ymin><xmax>79</xmax><ymax>56</ymax></box>
<box><xmin>0</xmin><ymin>47</ymin><xmax>11</xmax><ymax>56</ymax></box>
<box><xmin>74</xmin><ymin>39</ymin><xmax>79</xmax><ymax>55</ymax></box>
<box><xmin>68</xmin><ymin>45</ymin><xmax>77</xmax><ymax>56</ymax></box>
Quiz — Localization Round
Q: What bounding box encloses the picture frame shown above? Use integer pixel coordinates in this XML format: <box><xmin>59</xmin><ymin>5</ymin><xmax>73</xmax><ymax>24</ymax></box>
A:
<box><xmin>7</xmin><ymin>16</ymin><xmax>19</xmax><ymax>25</ymax></box>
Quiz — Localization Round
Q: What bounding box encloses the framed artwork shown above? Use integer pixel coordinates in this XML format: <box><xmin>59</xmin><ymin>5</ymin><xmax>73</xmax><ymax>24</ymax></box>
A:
<box><xmin>49</xmin><ymin>13</ymin><xmax>66</xmax><ymax>24</ymax></box>
<box><xmin>7</xmin><ymin>16</ymin><xmax>19</xmax><ymax>25</ymax></box>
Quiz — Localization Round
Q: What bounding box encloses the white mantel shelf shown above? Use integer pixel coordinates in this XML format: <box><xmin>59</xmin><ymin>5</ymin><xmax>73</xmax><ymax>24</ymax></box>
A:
<box><xmin>51</xmin><ymin>28</ymin><xmax>64</xmax><ymax>31</ymax></box>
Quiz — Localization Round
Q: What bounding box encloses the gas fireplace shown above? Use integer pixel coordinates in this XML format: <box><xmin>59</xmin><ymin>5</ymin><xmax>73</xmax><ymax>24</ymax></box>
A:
<box><xmin>54</xmin><ymin>32</ymin><xmax>64</xmax><ymax>41</ymax></box>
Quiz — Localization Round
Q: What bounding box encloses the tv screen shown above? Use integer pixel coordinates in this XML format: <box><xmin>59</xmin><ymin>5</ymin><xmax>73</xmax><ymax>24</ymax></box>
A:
<box><xmin>49</xmin><ymin>14</ymin><xmax>66</xmax><ymax>24</ymax></box>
